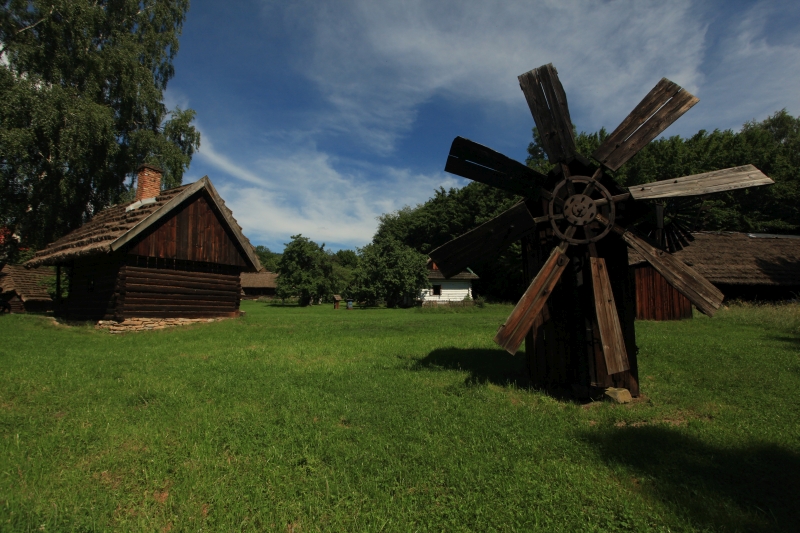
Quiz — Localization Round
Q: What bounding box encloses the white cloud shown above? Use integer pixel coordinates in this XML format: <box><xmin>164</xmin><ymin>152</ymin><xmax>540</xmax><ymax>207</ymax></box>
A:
<box><xmin>277</xmin><ymin>0</ymin><xmax>707</xmax><ymax>148</ymax></box>
<box><xmin>678</xmin><ymin>1</ymin><xmax>800</xmax><ymax>133</ymax></box>
<box><xmin>196</xmin><ymin>132</ymin><xmax>460</xmax><ymax>250</ymax></box>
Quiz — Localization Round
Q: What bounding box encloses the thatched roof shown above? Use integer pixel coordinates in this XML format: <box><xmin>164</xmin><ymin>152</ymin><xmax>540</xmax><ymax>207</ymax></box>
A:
<box><xmin>240</xmin><ymin>271</ymin><xmax>278</xmax><ymax>289</ymax></box>
<box><xmin>428</xmin><ymin>267</ymin><xmax>479</xmax><ymax>281</ymax></box>
<box><xmin>26</xmin><ymin>177</ymin><xmax>261</xmax><ymax>271</ymax></box>
<box><xmin>0</xmin><ymin>264</ymin><xmax>53</xmax><ymax>302</ymax></box>
<box><xmin>629</xmin><ymin>232</ymin><xmax>800</xmax><ymax>286</ymax></box>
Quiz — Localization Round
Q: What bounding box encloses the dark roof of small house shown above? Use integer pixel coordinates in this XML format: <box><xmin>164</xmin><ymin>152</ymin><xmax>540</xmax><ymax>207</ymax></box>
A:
<box><xmin>0</xmin><ymin>264</ymin><xmax>53</xmax><ymax>302</ymax></box>
<box><xmin>26</xmin><ymin>177</ymin><xmax>261</xmax><ymax>271</ymax></box>
<box><xmin>428</xmin><ymin>268</ymin><xmax>479</xmax><ymax>281</ymax></box>
<box><xmin>628</xmin><ymin>232</ymin><xmax>800</xmax><ymax>286</ymax></box>
<box><xmin>240</xmin><ymin>271</ymin><xmax>278</xmax><ymax>289</ymax></box>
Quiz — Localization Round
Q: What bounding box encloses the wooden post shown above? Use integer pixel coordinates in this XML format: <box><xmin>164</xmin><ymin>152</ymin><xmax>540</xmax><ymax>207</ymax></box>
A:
<box><xmin>56</xmin><ymin>265</ymin><xmax>61</xmax><ymax>304</ymax></box>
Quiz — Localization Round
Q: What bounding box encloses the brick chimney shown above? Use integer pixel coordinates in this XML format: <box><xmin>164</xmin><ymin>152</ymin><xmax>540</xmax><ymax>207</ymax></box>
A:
<box><xmin>136</xmin><ymin>164</ymin><xmax>163</xmax><ymax>201</ymax></box>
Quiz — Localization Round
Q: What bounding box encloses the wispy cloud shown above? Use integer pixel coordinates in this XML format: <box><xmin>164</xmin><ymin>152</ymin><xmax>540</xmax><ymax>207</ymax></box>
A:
<box><xmin>195</xmin><ymin>130</ymin><xmax>460</xmax><ymax>250</ymax></box>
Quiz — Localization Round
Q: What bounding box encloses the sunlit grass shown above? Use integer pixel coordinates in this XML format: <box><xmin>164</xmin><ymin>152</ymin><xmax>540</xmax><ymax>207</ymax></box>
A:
<box><xmin>1</xmin><ymin>302</ymin><xmax>798</xmax><ymax>531</ymax></box>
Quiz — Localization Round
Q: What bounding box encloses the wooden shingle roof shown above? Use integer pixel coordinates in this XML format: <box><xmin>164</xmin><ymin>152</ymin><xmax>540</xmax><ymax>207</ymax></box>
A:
<box><xmin>629</xmin><ymin>232</ymin><xmax>800</xmax><ymax>286</ymax></box>
<box><xmin>0</xmin><ymin>264</ymin><xmax>53</xmax><ymax>302</ymax></box>
<box><xmin>240</xmin><ymin>271</ymin><xmax>278</xmax><ymax>289</ymax></box>
<box><xmin>26</xmin><ymin>177</ymin><xmax>261</xmax><ymax>271</ymax></box>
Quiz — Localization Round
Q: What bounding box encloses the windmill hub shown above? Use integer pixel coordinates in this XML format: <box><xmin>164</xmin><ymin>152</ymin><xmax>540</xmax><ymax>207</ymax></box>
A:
<box><xmin>564</xmin><ymin>194</ymin><xmax>596</xmax><ymax>225</ymax></box>
<box><xmin>549</xmin><ymin>176</ymin><xmax>616</xmax><ymax>245</ymax></box>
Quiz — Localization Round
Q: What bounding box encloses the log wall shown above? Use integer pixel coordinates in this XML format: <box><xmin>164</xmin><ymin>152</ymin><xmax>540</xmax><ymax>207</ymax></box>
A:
<box><xmin>634</xmin><ymin>264</ymin><xmax>693</xmax><ymax>320</ymax></box>
<box><xmin>120</xmin><ymin>264</ymin><xmax>241</xmax><ymax>319</ymax></box>
<box><xmin>128</xmin><ymin>192</ymin><xmax>249</xmax><ymax>267</ymax></box>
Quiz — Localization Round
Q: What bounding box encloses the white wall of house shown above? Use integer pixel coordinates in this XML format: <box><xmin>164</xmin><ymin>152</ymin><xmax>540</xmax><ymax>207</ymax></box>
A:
<box><xmin>419</xmin><ymin>280</ymin><xmax>473</xmax><ymax>302</ymax></box>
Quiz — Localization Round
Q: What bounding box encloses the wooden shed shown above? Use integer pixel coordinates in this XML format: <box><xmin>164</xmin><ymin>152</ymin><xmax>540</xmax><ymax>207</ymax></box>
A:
<box><xmin>25</xmin><ymin>166</ymin><xmax>261</xmax><ymax>322</ymax></box>
<box><xmin>630</xmin><ymin>232</ymin><xmax>800</xmax><ymax>319</ymax></box>
<box><xmin>0</xmin><ymin>264</ymin><xmax>53</xmax><ymax>313</ymax></box>
<box><xmin>240</xmin><ymin>271</ymin><xmax>278</xmax><ymax>299</ymax></box>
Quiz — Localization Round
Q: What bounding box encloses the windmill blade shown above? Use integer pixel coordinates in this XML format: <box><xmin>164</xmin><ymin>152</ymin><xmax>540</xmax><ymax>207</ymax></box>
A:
<box><xmin>518</xmin><ymin>64</ymin><xmax>577</xmax><ymax>164</ymax></box>
<box><xmin>445</xmin><ymin>137</ymin><xmax>548</xmax><ymax>199</ymax></box>
<box><xmin>603</xmin><ymin>218</ymin><xmax>724</xmax><ymax>316</ymax></box>
<box><xmin>629</xmin><ymin>165</ymin><xmax>773</xmax><ymax>200</ymax></box>
<box><xmin>593</xmin><ymin>79</ymin><xmax>699</xmax><ymax>171</ymax></box>
<box><xmin>494</xmin><ymin>244</ymin><xmax>569</xmax><ymax>354</ymax></box>
<box><xmin>590</xmin><ymin>257</ymin><xmax>630</xmax><ymax>375</ymax></box>
<box><xmin>429</xmin><ymin>202</ymin><xmax>538</xmax><ymax>278</ymax></box>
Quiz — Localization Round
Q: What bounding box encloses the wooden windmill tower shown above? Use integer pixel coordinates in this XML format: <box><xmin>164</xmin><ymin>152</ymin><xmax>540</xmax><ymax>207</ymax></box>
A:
<box><xmin>430</xmin><ymin>64</ymin><xmax>773</xmax><ymax>397</ymax></box>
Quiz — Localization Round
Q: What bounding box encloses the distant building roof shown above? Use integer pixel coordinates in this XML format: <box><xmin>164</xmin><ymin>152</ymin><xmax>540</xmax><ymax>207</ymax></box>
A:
<box><xmin>427</xmin><ymin>262</ymin><xmax>479</xmax><ymax>280</ymax></box>
<box><xmin>26</xmin><ymin>177</ymin><xmax>261</xmax><ymax>271</ymax></box>
<box><xmin>240</xmin><ymin>271</ymin><xmax>279</xmax><ymax>289</ymax></box>
<box><xmin>0</xmin><ymin>264</ymin><xmax>53</xmax><ymax>302</ymax></box>
<box><xmin>629</xmin><ymin>231</ymin><xmax>800</xmax><ymax>286</ymax></box>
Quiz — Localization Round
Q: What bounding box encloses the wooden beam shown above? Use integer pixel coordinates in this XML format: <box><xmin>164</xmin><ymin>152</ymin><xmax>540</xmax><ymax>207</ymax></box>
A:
<box><xmin>628</xmin><ymin>165</ymin><xmax>773</xmax><ymax>199</ymax></box>
<box><xmin>604</xmin><ymin>217</ymin><xmax>723</xmax><ymax>316</ymax></box>
<box><xmin>593</xmin><ymin>79</ymin><xmax>699</xmax><ymax>171</ymax></box>
<box><xmin>494</xmin><ymin>244</ymin><xmax>569</xmax><ymax>355</ymax></box>
<box><xmin>518</xmin><ymin>64</ymin><xmax>576</xmax><ymax>164</ymax></box>
<box><xmin>590</xmin><ymin>257</ymin><xmax>630</xmax><ymax>375</ymax></box>
<box><xmin>429</xmin><ymin>202</ymin><xmax>538</xmax><ymax>278</ymax></box>
<box><xmin>445</xmin><ymin>137</ymin><xmax>547</xmax><ymax>199</ymax></box>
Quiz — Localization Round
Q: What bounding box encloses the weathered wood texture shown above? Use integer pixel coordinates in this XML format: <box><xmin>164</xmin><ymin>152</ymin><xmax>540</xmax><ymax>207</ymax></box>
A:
<box><xmin>445</xmin><ymin>137</ymin><xmax>547</xmax><ymax>198</ymax></box>
<box><xmin>495</xmin><ymin>244</ymin><xmax>569</xmax><ymax>354</ymax></box>
<box><xmin>628</xmin><ymin>165</ymin><xmax>773</xmax><ymax>200</ymax></box>
<box><xmin>610</xmin><ymin>221</ymin><xmax>723</xmax><ymax>316</ymax></box>
<box><xmin>518</xmin><ymin>64</ymin><xmax>576</xmax><ymax>163</ymax></box>
<box><xmin>3</xmin><ymin>295</ymin><xmax>24</xmax><ymax>313</ymax></box>
<box><xmin>64</xmin><ymin>255</ymin><xmax>123</xmax><ymax>321</ymax></box>
<box><xmin>593</xmin><ymin>78</ymin><xmax>698</xmax><ymax>171</ymax></box>
<box><xmin>429</xmin><ymin>202</ymin><xmax>538</xmax><ymax>278</ymax></box>
<box><xmin>634</xmin><ymin>264</ymin><xmax>693</xmax><ymax>320</ymax></box>
<box><xmin>121</xmin><ymin>265</ymin><xmax>241</xmax><ymax>318</ymax></box>
<box><xmin>590</xmin><ymin>257</ymin><xmax>629</xmax><ymax>375</ymax></box>
<box><xmin>128</xmin><ymin>192</ymin><xmax>249</xmax><ymax>267</ymax></box>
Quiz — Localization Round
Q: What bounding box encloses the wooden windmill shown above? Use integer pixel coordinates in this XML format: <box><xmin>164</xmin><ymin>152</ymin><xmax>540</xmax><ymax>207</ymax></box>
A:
<box><xmin>430</xmin><ymin>64</ymin><xmax>773</xmax><ymax>397</ymax></box>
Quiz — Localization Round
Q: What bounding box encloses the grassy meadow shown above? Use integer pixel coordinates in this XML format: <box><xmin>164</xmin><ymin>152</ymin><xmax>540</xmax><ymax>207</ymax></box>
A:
<box><xmin>1</xmin><ymin>301</ymin><xmax>799</xmax><ymax>532</ymax></box>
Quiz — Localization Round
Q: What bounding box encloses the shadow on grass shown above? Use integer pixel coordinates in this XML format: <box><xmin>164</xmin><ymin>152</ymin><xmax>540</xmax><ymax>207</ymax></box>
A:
<box><xmin>583</xmin><ymin>425</ymin><xmax>800</xmax><ymax>532</ymax></box>
<box><xmin>412</xmin><ymin>347</ymin><xmax>531</xmax><ymax>388</ymax></box>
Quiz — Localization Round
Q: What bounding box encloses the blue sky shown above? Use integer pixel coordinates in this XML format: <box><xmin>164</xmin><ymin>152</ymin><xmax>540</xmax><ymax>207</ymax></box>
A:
<box><xmin>164</xmin><ymin>0</ymin><xmax>800</xmax><ymax>252</ymax></box>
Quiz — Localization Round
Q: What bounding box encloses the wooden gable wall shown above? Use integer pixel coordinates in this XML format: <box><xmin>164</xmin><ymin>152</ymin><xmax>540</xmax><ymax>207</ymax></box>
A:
<box><xmin>128</xmin><ymin>192</ymin><xmax>249</xmax><ymax>267</ymax></box>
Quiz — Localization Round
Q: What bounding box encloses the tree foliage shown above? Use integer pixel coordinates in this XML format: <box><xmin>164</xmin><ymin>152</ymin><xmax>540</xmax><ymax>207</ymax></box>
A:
<box><xmin>352</xmin><ymin>237</ymin><xmax>429</xmax><ymax>307</ymax></box>
<box><xmin>0</xmin><ymin>0</ymin><xmax>200</xmax><ymax>261</ymax></box>
<box><xmin>254</xmin><ymin>245</ymin><xmax>281</xmax><ymax>272</ymax></box>
<box><xmin>276</xmin><ymin>235</ymin><xmax>332</xmax><ymax>305</ymax></box>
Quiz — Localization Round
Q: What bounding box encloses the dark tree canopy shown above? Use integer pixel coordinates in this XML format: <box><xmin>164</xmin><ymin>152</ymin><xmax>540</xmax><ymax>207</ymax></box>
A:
<box><xmin>351</xmin><ymin>237</ymin><xmax>429</xmax><ymax>307</ymax></box>
<box><xmin>276</xmin><ymin>235</ymin><xmax>332</xmax><ymax>306</ymax></box>
<box><xmin>0</xmin><ymin>0</ymin><xmax>200</xmax><ymax>260</ymax></box>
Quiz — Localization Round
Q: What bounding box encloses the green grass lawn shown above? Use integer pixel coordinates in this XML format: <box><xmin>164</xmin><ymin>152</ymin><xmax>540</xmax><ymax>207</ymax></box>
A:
<box><xmin>1</xmin><ymin>301</ymin><xmax>798</xmax><ymax>532</ymax></box>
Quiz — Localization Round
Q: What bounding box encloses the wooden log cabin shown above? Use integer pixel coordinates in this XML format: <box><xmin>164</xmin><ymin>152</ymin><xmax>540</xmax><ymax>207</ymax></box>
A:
<box><xmin>25</xmin><ymin>165</ymin><xmax>261</xmax><ymax>321</ymax></box>
<box><xmin>629</xmin><ymin>231</ymin><xmax>800</xmax><ymax>320</ymax></box>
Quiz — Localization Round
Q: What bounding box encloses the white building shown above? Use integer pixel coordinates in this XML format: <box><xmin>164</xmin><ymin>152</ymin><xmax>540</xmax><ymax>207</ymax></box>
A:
<box><xmin>418</xmin><ymin>263</ymin><xmax>479</xmax><ymax>303</ymax></box>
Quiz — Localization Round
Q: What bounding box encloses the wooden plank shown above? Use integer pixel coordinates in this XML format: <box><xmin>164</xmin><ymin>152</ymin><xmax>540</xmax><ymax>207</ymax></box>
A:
<box><xmin>518</xmin><ymin>64</ymin><xmax>576</xmax><ymax>163</ymax></box>
<box><xmin>429</xmin><ymin>202</ymin><xmax>538</xmax><ymax>278</ymax></box>
<box><xmin>125</xmin><ymin>273</ymin><xmax>239</xmax><ymax>287</ymax></box>
<box><xmin>124</xmin><ymin>293</ymin><xmax>239</xmax><ymax>303</ymax></box>
<box><xmin>628</xmin><ymin>165</ymin><xmax>773</xmax><ymax>199</ymax></box>
<box><xmin>607</xmin><ymin>219</ymin><xmax>723</xmax><ymax>316</ymax></box>
<box><xmin>494</xmin><ymin>245</ymin><xmax>569</xmax><ymax>354</ymax></box>
<box><xmin>125</xmin><ymin>310</ymin><xmax>241</xmax><ymax>318</ymax></box>
<box><xmin>593</xmin><ymin>78</ymin><xmax>698</xmax><ymax>171</ymax></box>
<box><xmin>124</xmin><ymin>266</ymin><xmax>239</xmax><ymax>281</ymax></box>
<box><xmin>445</xmin><ymin>137</ymin><xmax>547</xmax><ymax>198</ymax></box>
<box><xmin>590</xmin><ymin>257</ymin><xmax>629</xmax><ymax>374</ymax></box>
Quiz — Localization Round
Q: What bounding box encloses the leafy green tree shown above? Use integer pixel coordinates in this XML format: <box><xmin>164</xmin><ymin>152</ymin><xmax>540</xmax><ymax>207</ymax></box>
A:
<box><xmin>254</xmin><ymin>245</ymin><xmax>281</xmax><ymax>272</ymax></box>
<box><xmin>352</xmin><ymin>238</ymin><xmax>429</xmax><ymax>307</ymax></box>
<box><xmin>0</xmin><ymin>0</ymin><xmax>200</xmax><ymax>261</ymax></box>
<box><xmin>276</xmin><ymin>235</ymin><xmax>332</xmax><ymax>306</ymax></box>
